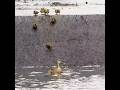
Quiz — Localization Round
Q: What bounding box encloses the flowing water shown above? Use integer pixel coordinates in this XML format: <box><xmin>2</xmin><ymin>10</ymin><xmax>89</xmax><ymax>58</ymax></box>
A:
<box><xmin>15</xmin><ymin>64</ymin><xmax>105</xmax><ymax>90</ymax></box>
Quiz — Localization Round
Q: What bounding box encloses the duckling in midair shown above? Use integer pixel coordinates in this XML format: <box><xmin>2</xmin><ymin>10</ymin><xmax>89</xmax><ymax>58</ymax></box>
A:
<box><xmin>48</xmin><ymin>60</ymin><xmax>62</xmax><ymax>77</ymax></box>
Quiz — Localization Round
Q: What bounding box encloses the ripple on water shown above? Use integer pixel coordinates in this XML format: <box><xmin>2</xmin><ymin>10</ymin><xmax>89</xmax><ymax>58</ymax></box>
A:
<box><xmin>28</xmin><ymin>74</ymin><xmax>36</xmax><ymax>77</ymax></box>
<box><xmin>81</xmin><ymin>69</ymin><xmax>95</xmax><ymax>72</ymax></box>
<box><xmin>30</xmin><ymin>71</ymin><xmax>43</xmax><ymax>74</ymax></box>
<box><xmin>30</xmin><ymin>84</ymin><xmax>39</xmax><ymax>87</ymax></box>
<box><xmin>18</xmin><ymin>75</ymin><xmax>23</xmax><ymax>77</ymax></box>
<box><xmin>22</xmin><ymin>66</ymin><xmax>35</xmax><ymax>69</ymax></box>
<box><xmin>82</xmin><ymin>65</ymin><xmax>100</xmax><ymax>68</ymax></box>
<box><xmin>15</xmin><ymin>65</ymin><xmax>105</xmax><ymax>90</ymax></box>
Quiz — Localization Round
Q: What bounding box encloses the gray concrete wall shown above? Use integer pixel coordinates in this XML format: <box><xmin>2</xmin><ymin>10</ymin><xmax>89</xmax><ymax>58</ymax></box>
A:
<box><xmin>15</xmin><ymin>15</ymin><xmax>105</xmax><ymax>67</ymax></box>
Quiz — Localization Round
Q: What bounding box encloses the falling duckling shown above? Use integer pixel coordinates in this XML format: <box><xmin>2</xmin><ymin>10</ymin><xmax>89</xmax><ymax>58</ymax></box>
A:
<box><xmin>33</xmin><ymin>10</ymin><xmax>39</xmax><ymax>16</ymax></box>
<box><xmin>46</xmin><ymin>41</ymin><xmax>52</xmax><ymax>51</ymax></box>
<box><xmin>85</xmin><ymin>1</ymin><xmax>88</xmax><ymax>4</ymax></box>
<box><xmin>32</xmin><ymin>23</ymin><xmax>37</xmax><ymax>30</ymax></box>
<box><xmin>50</xmin><ymin>17</ymin><xmax>56</xmax><ymax>25</ymax></box>
<box><xmin>48</xmin><ymin>60</ymin><xmax>63</xmax><ymax>77</ymax></box>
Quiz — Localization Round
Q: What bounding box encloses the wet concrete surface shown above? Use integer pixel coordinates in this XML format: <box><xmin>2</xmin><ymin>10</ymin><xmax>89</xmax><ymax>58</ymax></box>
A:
<box><xmin>15</xmin><ymin>15</ymin><xmax>105</xmax><ymax>67</ymax></box>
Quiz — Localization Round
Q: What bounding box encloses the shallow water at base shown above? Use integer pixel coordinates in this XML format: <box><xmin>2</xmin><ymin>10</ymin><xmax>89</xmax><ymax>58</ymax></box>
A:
<box><xmin>15</xmin><ymin>65</ymin><xmax>105</xmax><ymax>90</ymax></box>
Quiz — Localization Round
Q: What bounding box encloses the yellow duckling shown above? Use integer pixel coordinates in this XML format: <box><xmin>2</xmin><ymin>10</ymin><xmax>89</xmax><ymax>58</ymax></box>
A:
<box><xmin>48</xmin><ymin>60</ymin><xmax>62</xmax><ymax>77</ymax></box>
<box><xmin>40</xmin><ymin>8</ymin><xmax>49</xmax><ymax>15</ymax></box>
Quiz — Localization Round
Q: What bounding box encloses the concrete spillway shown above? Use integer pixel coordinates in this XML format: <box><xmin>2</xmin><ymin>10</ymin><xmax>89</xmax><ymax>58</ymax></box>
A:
<box><xmin>15</xmin><ymin>15</ymin><xmax>105</xmax><ymax>67</ymax></box>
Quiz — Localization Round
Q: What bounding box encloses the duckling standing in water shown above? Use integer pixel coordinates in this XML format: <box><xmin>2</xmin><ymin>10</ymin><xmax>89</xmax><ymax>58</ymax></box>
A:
<box><xmin>48</xmin><ymin>60</ymin><xmax>62</xmax><ymax>77</ymax></box>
